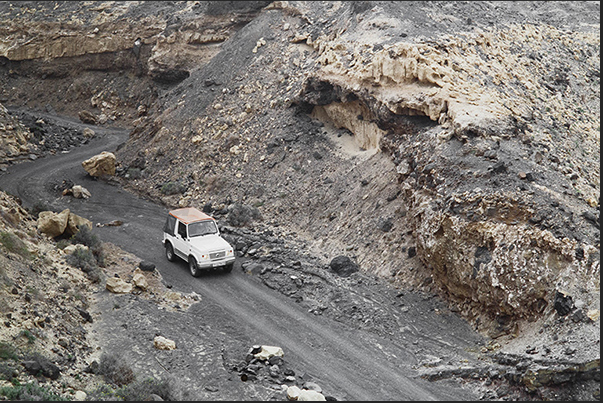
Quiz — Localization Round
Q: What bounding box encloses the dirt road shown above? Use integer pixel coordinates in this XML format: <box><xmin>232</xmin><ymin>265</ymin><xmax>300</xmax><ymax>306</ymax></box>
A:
<box><xmin>0</xmin><ymin>111</ymin><xmax>485</xmax><ymax>401</ymax></box>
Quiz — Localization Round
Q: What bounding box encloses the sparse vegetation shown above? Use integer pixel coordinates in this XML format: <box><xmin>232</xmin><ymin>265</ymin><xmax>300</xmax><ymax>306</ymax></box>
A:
<box><xmin>126</xmin><ymin>167</ymin><xmax>142</xmax><ymax>179</ymax></box>
<box><xmin>66</xmin><ymin>247</ymin><xmax>97</xmax><ymax>272</ymax></box>
<box><xmin>0</xmin><ymin>231</ymin><xmax>32</xmax><ymax>260</ymax></box>
<box><xmin>18</xmin><ymin>330</ymin><xmax>36</xmax><ymax>344</ymax></box>
<box><xmin>86</xmin><ymin>373</ymin><xmax>184</xmax><ymax>401</ymax></box>
<box><xmin>71</xmin><ymin>225</ymin><xmax>99</xmax><ymax>248</ymax></box>
<box><xmin>0</xmin><ymin>381</ymin><xmax>68</xmax><ymax>401</ymax></box>
<box><xmin>56</xmin><ymin>239</ymin><xmax>71</xmax><ymax>249</ymax></box>
<box><xmin>98</xmin><ymin>352</ymin><xmax>136</xmax><ymax>387</ymax></box>
<box><xmin>0</xmin><ymin>362</ymin><xmax>18</xmax><ymax>384</ymax></box>
<box><xmin>0</xmin><ymin>342</ymin><xmax>18</xmax><ymax>361</ymax></box>
<box><xmin>28</xmin><ymin>201</ymin><xmax>53</xmax><ymax>219</ymax></box>
<box><xmin>64</xmin><ymin>243</ymin><xmax>104</xmax><ymax>283</ymax></box>
<box><xmin>160</xmin><ymin>181</ymin><xmax>187</xmax><ymax>195</ymax></box>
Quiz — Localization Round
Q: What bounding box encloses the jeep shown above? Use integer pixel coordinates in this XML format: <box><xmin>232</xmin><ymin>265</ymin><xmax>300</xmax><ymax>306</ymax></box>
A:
<box><xmin>162</xmin><ymin>207</ymin><xmax>235</xmax><ymax>276</ymax></box>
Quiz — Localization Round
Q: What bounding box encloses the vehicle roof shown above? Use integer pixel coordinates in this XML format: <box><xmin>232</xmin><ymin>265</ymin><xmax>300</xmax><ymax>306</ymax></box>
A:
<box><xmin>168</xmin><ymin>207</ymin><xmax>214</xmax><ymax>224</ymax></box>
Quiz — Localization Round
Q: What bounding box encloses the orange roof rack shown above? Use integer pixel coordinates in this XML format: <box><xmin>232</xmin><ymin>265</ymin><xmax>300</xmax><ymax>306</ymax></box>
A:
<box><xmin>169</xmin><ymin>207</ymin><xmax>214</xmax><ymax>224</ymax></box>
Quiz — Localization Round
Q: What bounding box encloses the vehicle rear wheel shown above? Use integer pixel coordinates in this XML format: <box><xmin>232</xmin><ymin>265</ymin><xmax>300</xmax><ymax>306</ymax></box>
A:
<box><xmin>189</xmin><ymin>256</ymin><xmax>201</xmax><ymax>277</ymax></box>
<box><xmin>224</xmin><ymin>262</ymin><xmax>233</xmax><ymax>273</ymax></box>
<box><xmin>165</xmin><ymin>243</ymin><xmax>176</xmax><ymax>262</ymax></box>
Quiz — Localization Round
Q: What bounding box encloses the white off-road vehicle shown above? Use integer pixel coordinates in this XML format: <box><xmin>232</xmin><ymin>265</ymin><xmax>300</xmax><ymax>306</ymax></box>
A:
<box><xmin>162</xmin><ymin>207</ymin><xmax>235</xmax><ymax>276</ymax></box>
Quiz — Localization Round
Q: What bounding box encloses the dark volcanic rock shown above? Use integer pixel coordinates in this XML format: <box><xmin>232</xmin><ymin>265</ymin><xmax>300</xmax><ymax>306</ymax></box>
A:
<box><xmin>328</xmin><ymin>256</ymin><xmax>359</xmax><ymax>277</ymax></box>
<box><xmin>553</xmin><ymin>291</ymin><xmax>574</xmax><ymax>316</ymax></box>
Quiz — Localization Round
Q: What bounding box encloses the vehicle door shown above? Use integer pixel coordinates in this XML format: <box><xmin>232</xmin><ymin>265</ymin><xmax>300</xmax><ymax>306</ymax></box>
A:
<box><xmin>173</xmin><ymin>220</ymin><xmax>191</xmax><ymax>259</ymax></box>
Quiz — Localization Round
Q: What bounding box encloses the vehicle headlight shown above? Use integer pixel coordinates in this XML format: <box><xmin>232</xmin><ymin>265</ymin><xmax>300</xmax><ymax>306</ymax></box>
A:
<box><xmin>199</xmin><ymin>253</ymin><xmax>210</xmax><ymax>260</ymax></box>
<box><xmin>226</xmin><ymin>248</ymin><xmax>234</xmax><ymax>257</ymax></box>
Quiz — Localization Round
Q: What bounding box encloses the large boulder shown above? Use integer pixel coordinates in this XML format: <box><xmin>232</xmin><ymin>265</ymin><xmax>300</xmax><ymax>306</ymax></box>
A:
<box><xmin>329</xmin><ymin>256</ymin><xmax>359</xmax><ymax>277</ymax></box>
<box><xmin>82</xmin><ymin>151</ymin><xmax>116</xmax><ymax>177</ymax></box>
<box><xmin>37</xmin><ymin>209</ymin><xmax>70</xmax><ymax>238</ymax></box>
<box><xmin>64</xmin><ymin>212</ymin><xmax>93</xmax><ymax>237</ymax></box>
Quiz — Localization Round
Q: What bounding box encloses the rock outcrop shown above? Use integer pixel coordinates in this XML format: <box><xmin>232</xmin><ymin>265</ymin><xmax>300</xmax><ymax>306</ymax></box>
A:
<box><xmin>0</xmin><ymin>103</ymin><xmax>34</xmax><ymax>164</ymax></box>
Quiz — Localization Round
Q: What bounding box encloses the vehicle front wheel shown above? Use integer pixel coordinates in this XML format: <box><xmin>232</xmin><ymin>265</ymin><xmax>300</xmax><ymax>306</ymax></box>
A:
<box><xmin>189</xmin><ymin>256</ymin><xmax>201</xmax><ymax>277</ymax></box>
<box><xmin>165</xmin><ymin>243</ymin><xmax>176</xmax><ymax>262</ymax></box>
<box><xmin>224</xmin><ymin>262</ymin><xmax>233</xmax><ymax>273</ymax></box>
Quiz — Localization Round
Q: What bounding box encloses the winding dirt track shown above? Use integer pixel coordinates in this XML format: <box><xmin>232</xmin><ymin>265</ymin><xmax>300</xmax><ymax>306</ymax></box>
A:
<box><xmin>0</xmin><ymin>112</ymin><xmax>481</xmax><ymax>401</ymax></box>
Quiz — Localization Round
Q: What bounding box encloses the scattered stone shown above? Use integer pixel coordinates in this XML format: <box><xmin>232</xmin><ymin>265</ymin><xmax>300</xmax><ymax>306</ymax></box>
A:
<box><xmin>63</xmin><ymin>244</ymin><xmax>88</xmax><ymax>255</ymax></box>
<box><xmin>105</xmin><ymin>277</ymin><xmax>133</xmax><ymax>294</ymax></box>
<box><xmin>553</xmin><ymin>290</ymin><xmax>573</xmax><ymax>316</ymax></box>
<box><xmin>253</xmin><ymin>345</ymin><xmax>284</xmax><ymax>361</ymax></box>
<box><xmin>139</xmin><ymin>261</ymin><xmax>156</xmax><ymax>272</ymax></box>
<box><xmin>78</xmin><ymin>110</ymin><xmax>97</xmax><ymax>124</ymax></box>
<box><xmin>154</xmin><ymin>335</ymin><xmax>176</xmax><ymax>350</ymax></box>
<box><xmin>286</xmin><ymin>385</ymin><xmax>302</xmax><ymax>400</ymax></box>
<box><xmin>71</xmin><ymin>185</ymin><xmax>91</xmax><ymax>199</ymax></box>
<box><xmin>76</xmin><ymin>307</ymin><xmax>93</xmax><ymax>323</ymax></box>
<box><xmin>132</xmin><ymin>268</ymin><xmax>148</xmax><ymax>290</ymax></box>
<box><xmin>82</xmin><ymin>128</ymin><xmax>95</xmax><ymax>138</ymax></box>
<box><xmin>298</xmin><ymin>389</ymin><xmax>327</xmax><ymax>401</ymax></box>
<box><xmin>328</xmin><ymin>256</ymin><xmax>358</xmax><ymax>277</ymax></box>
<box><xmin>376</xmin><ymin>217</ymin><xmax>393</xmax><ymax>232</ymax></box>
<box><xmin>303</xmin><ymin>381</ymin><xmax>322</xmax><ymax>393</ymax></box>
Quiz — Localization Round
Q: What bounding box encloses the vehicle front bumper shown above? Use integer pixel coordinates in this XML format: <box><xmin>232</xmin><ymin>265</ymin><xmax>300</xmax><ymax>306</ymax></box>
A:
<box><xmin>197</xmin><ymin>256</ymin><xmax>235</xmax><ymax>269</ymax></box>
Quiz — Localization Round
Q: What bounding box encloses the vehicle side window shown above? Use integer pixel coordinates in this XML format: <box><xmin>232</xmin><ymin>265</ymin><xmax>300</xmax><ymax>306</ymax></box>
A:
<box><xmin>164</xmin><ymin>215</ymin><xmax>176</xmax><ymax>236</ymax></box>
<box><xmin>177</xmin><ymin>221</ymin><xmax>187</xmax><ymax>238</ymax></box>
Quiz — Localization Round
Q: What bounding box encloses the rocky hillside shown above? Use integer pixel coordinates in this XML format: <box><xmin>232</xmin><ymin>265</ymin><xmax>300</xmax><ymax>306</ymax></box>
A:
<box><xmin>91</xmin><ymin>0</ymin><xmax>599</xmax><ymax>336</ymax></box>
<box><xmin>0</xmin><ymin>1</ymin><xmax>599</xmax><ymax>401</ymax></box>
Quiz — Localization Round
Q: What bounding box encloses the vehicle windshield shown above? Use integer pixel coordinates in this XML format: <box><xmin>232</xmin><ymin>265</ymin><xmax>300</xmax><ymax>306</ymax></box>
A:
<box><xmin>188</xmin><ymin>220</ymin><xmax>218</xmax><ymax>237</ymax></box>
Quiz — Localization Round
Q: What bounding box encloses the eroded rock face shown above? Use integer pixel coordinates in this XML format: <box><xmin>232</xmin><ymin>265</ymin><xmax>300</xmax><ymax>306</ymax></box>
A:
<box><xmin>286</xmin><ymin>3</ymin><xmax>600</xmax><ymax>332</ymax></box>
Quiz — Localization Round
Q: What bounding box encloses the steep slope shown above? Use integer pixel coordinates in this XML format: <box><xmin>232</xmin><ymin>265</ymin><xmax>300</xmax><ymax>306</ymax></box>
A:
<box><xmin>0</xmin><ymin>1</ymin><xmax>599</xmax><ymax>400</ymax></box>
<box><xmin>114</xmin><ymin>0</ymin><xmax>599</xmax><ymax>337</ymax></box>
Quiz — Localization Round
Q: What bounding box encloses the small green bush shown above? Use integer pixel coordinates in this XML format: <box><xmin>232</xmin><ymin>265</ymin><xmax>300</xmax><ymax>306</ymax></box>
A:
<box><xmin>98</xmin><ymin>353</ymin><xmax>136</xmax><ymax>387</ymax></box>
<box><xmin>0</xmin><ymin>232</ymin><xmax>32</xmax><ymax>260</ymax></box>
<box><xmin>87</xmin><ymin>375</ymin><xmax>184</xmax><ymax>401</ymax></box>
<box><xmin>55</xmin><ymin>239</ymin><xmax>71</xmax><ymax>250</ymax></box>
<box><xmin>126</xmin><ymin>167</ymin><xmax>142</xmax><ymax>179</ymax></box>
<box><xmin>28</xmin><ymin>201</ymin><xmax>53</xmax><ymax>219</ymax></box>
<box><xmin>0</xmin><ymin>381</ymin><xmax>68</xmax><ymax>401</ymax></box>
<box><xmin>91</xmin><ymin>244</ymin><xmax>106</xmax><ymax>268</ymax></box>
<box><xmin>160</xmin><ymin>181</ymin><xmax>187</xmax><ymax>195</ymax></box>
<box><xmin>0</xmin><ymin>342</ymin><xmax>18</xmax><ymax>360</ymax></box>
<box><xmin>66</xmin><ymin>247</ymin><xmax>97</xmax><ymax>273</ymax></box>
<box><xmin>85</xmin><ymin>384</ymin><xmax>117</xmax><ymax>401</ymax></box>
<box><xmin>0</xmin><ymin>362</ymin><xmax>18</xmax><ymax>383</ymax></box>
<box><xmin>116</xmin><ymin>377</ymin><xmax>173</xmax><ymax>401</ymax></box>
<box><xmin>18</xmin><ymin>330</ymin><xmax>36</xmax><ymax>344</ymax></box>
<box><xmin>71</xmin><ymin>225</ymin><xmax>99</xmax><ymax>248</ymax></box>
